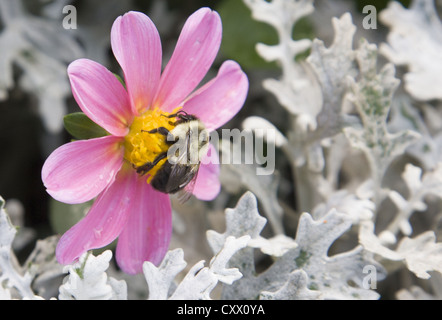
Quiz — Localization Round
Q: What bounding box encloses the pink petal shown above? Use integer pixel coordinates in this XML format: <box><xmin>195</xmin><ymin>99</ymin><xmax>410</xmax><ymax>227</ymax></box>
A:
<box><xmin>56</xmin><ymin>166</ymin><xmax>138</xmax><ymax>265</ymax></box>
<box><xmin>116</xmin><ymin>179</ymin><xmax>172</xmax><ymax>274</ymax></box>
<box><xmin>153</xmin><ymin>8</ymin><xmax>222</xmax><ymax>112</ymax></box>
<box><xmin>42</xmin><ymin>135</ymin><xmax>124</xmax><ymax>204</ymax></box>
<box><xmin>182</xmin><ymin>60</ymin><xmax>249</xmax><ymax>132</ymax></box>
<box><xmin>193</xmin><ymin>144</ymin><xmax>221</xmax><ymax>201</ymax></box>
<box><xmin>68</xmin><ymin>59</ymin><xmax>132</xmax><ymax>137</ymax></box>
<box><xmin>111</xmin><ymin>11</ymin><xmax>162</xmax><ymax>115</ymax></box>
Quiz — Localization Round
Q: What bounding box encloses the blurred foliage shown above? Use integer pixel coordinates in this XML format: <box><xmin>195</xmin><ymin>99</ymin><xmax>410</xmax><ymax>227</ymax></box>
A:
<box><xmin>216</xmin><ymin>0</ymin><xmax>314</xmax><ymax>70</ymax></box>
<box><xmin>0</xmin><ymin>93</ymin><xmax>47</xmax><ymax>227</ymax></box>
<box><xmin>49</xmin><ymin>199</ymin><xmax>90</xmax><ymax>235</ymax></box>
<box><xmin>216</xmin><ymin>0</ymin><xmax>278</xmax><ymax>70</ymax></box>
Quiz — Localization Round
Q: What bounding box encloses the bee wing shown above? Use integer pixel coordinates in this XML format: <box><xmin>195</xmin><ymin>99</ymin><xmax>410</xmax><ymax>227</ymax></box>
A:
<box><xmin>165</xmin><ymin>130</ymin><xmax>197</xmax><ymax>194</ymax></box>
<box><xmin>176</xmin><ymin>189</ymin><xmax>193</xmax><ymax>203</ymax></box>
<box><xmin>166</xmin><ymin>163</ymin><xmax>196</xmax><ymax>190</ymax></box>
<box><xmin>176</xmin><ymin>164</ymin><xmax>200</xmax><ymax>203</ymax></box>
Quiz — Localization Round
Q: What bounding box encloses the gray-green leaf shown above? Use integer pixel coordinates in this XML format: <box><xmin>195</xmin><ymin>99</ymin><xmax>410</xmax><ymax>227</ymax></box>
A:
<box><xmin>63</xmin><ymin>112</ymin><xmax>109</xmax><ymax>140</ymax></box>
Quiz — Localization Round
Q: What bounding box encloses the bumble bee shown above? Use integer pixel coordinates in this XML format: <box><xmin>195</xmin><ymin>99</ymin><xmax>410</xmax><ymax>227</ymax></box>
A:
<box><xmin>136</xmin><ymin>110</ymin><xmax>210</xmax><ymax>202</ymax></box>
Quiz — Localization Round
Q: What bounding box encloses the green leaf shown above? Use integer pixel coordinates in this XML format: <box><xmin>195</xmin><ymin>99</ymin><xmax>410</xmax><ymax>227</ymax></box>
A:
<box><xmin>63</xmin><ymin>112</ymin><xmax>109</xmax><ymax>140</ymax></box>
<box><xmin>216</xmin><ymin>0</ymin><xmax>278</xmax><ymax>70</ymax></box>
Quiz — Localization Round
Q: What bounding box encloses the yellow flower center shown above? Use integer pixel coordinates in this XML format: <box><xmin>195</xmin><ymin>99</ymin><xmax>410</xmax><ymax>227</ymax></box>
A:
<box><xmin>124</xmin><ymin>108</ymin><xmax>180</xmax><ymax>182</ymax></box>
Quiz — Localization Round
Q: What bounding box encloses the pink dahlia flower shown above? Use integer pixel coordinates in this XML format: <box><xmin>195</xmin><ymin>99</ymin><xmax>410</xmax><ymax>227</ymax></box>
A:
<box><xmin>42</xmin><ymin>8</ymin><xmax>248</xmax><ymax>274</ymax></box>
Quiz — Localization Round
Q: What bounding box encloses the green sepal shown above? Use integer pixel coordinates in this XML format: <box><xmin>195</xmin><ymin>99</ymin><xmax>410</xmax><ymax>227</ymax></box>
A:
<box><xmin>63</xmin><ymin>112</ymin><xmax>109</xmax><ymax>140</ymax></box>
<box><xmin>113</xmin><ymin>73</ymin><xmax>126</xmax><ymax>89</ymax></box>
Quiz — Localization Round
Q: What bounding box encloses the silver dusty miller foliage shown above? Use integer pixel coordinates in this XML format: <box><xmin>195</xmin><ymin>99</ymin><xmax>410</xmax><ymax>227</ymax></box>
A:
<box><xmin>1</xmin><ymin>0</ymin><xmax>442</xmax><ymax>300</ymax></box>
<box><xmin>0</xmin><ymin>0</ymin><xmax>82</xmax><ymax>133</ymax></box>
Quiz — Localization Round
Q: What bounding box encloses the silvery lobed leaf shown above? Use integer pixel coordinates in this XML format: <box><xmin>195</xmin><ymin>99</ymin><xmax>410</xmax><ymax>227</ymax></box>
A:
<box><xmin>217</xmin><ymin>154</ymin><xmax>283</xmax><ymax>234</ymax></box>
<box><xmin>0</xmin><ymin>197</ymin><xmax>35</xmax><ymax>299</ymax></box>
<box><xmin>312</xmin><ymin>189</ymin><xmax>375</xmax><ymax>224</ymax></box>
<box><xmin>58</xmin><ymin>250</ymin><xmax>127</xmax><ymax>300</ymax></box>
<box><xmin>209</xmin><ymin>236</ymin><xmax>250</xmax><ymax>285</ymax></box>
<box><xmin>388</xmin><ymin>96</ymin><xmax>442</xmax><ymax>171</ymax></box>
<box><xmin>24</xmin><ymin>235</ymin><xmax>64</xmax><ymax>299</ymax></box>
<box><xmin>397</xmin><ymin>231</ymin><xmax>442</xmax><ymax>279</ymax></box>
<box><xmin>242</xmin><ymin>116</ymin><xmax>288</xmax><ymax>148</ymax></box>
<box><xmin>261</xmin><ymin>65</ymin><xmax>322</xmax><ymax>130</ymax></box>
<box><xmin>243</xmin><ymin>0</ymin><xmax>314</xmax><ymax>31</ymax></box>
<box><xmin>207</xmin><ymin>192</ymin><xmax>267</xmax><ymax>253</ymax></box>
<box><xmin>0</xmin><ymin>197</ymin><xmax>16</xmax><ymax>248</ymax></box>
<box><xmin>168</xmin><ymin>261</ymin><xmax>216</xmax><ymax>300</ymax></box>
<box><xmin>380</xmin><ymin>0</ymin><xmax>442</xmax><ymax>101</ymax></box>
<box><xmin>307</xmin><ymin>13</ymin><xmax>357</xmax><ymax>139</ymax></box>
<box><xmin>260</xmin><ymin>270</ymin><xmax>321</xmax><ymax>300</ymax></box>
<box><xmin>143</xmin><ymin>249</ymin><xmax>187</xmax><ymax>300</ymax></box>
<box><xmin>360</xmin><ymin>221</ymin><xmax>442</xmax><ymax>279</ymax></box>
<box><xmin>217</xmin><ymin>195</ymin><xmax>384</xmax><ymax>299</ymax></box>
<box><xmin>265</xmin><ymin>210</ymin><xmax>385</xmax><ymax>300</ymax></box>
<box><xmin>169</xmin><ymin>236</ymin><xmax>249</xmax><ymax>300</ymax></box>
<box><xmin>381</xmin><ymin>163</ymin><xmax>442</xmax><ymax>239</ymax></box>
<box><xmin>344</xmin><ymin>39</ymin><xmax>420</xmax><ymax>204</ymax></box>
<box><xmin>207</xmin><ymin>192</ymin><xmax>269</xmax><ymax>299</ymax></box>
<box><xmin>359</xmin><ymin>220</ymin><xmax>403</xmax><ymax>261</ymax></box>
<box><xmin>249</xmin><ymin>234</ymin><xmax>298</xmax><ymax>258</ymax></box>
<box><xmin>243</xmin><ymin>0</ymin><xmax>322</xmax><ymax>127</ymax></box>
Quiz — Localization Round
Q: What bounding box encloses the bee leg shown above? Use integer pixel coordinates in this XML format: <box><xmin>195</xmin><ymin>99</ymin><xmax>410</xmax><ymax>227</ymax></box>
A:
<box><xmin>143</xmin><ymin>126</ymin><xmax>176</xmax><ymax>144</ymax></box>
<box><xmin>162</xmin><ymin>110</ymin><xmax>197</xmax><ymax>123</ymax></box>
<box><xmin>161</xmin><ymin>112</ymin><xmax>182</xmax><ymax>126</ymax></box>
<box><xmin>142</xmin><ymin>127</ymin><xmax>170</xmax><ymax>136</ymax></box>
<box><xmin>136</xmin><ymin>152</ymin><xmax>168</xmax><ymax>175</ymax></box>
<box><xmin>161</xmin><ymin>110</ymin><xmax>189</xmax><ymax>119</ymax></box>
